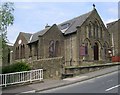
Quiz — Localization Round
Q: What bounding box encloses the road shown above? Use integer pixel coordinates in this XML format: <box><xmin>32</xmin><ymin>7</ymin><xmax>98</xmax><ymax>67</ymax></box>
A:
<box><xmin>39</xmin><ymin>70</ymin><xmax>120</xmax><ymax>93</ymax></box>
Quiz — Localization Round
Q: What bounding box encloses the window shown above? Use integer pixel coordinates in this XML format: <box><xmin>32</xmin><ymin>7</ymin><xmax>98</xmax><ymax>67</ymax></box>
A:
<box><xmin>23</xmin><ymin>45</ymin><xmax>25</xmax><ymax>58</ymax></box>
<box><xmin>29</xmin><ymin>45</ymin><xmax>32</xmax><ymax>57</ymax></box>
<box><xmin>100</xmin><ymin>27</ymin><xmax>102</xmax><ymax>38</ymax></box>
<box><xmin>20</xmin><ymin>45</ymin><xmax>22</xmax><ymax>59</ymax></box>
<box><xmin>55</xmin><ymin>41</ymin><xmax>59</xmax><ymax>57</ymax></box>
<box><xmin>34</xmin><ymin>43</ymin><xmax>38</xmax><ymax>56</ymax></box>
<box><xmin>15</xmin><ymin>47</ymin><xmax>17</xmax><ymax>59</ymax></box>
<box><xmin>49</xmin><ymin>40</ymin><xmax>55</xmax><ymax>57</ymax></box>
<box><xmin>93</xmin><ymin>24</ymin><xmax>95</xmax><ymax>38</ymax></box>
<box><xmin>18</xmin><ymin>46</ymin><xmax>19</xmax><ymax>59</ymax></box>
<box><xmin>85</xmin><ymin>43</ymin><xmax>88</xmax><ymax>55</ymax></box>
<box><xmin>61</xmin><ymin>23</ymin><xmax>70</xmax><ymax>30</ymax></box>
<box><xmin>96</xmin><ymin>25</ymin><xmax>98</xmax><ymax>38</ymax></box>
<box><xmin>88</xmin><ymin>24</ymin><xmax>91</xmax><ymax>38</ymax></box>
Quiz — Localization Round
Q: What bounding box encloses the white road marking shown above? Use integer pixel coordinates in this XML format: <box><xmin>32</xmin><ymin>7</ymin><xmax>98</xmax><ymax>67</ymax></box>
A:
<box><xmin>105</xmin><ymin>84</ymin><xmax>120</xmax><ymax>92</ymax></box>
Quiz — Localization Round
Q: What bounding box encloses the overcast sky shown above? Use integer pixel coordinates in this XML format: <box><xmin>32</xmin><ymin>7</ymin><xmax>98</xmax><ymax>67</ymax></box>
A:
<box><xmin>2</xmin><ymin>1</ymin><xmax>119</xmax><ymax>44</ymax></box>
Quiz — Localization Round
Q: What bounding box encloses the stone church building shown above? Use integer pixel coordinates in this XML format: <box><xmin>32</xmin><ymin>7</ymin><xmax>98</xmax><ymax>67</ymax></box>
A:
<box><xmin>107</xmin><ymin>19</ymin><xmax>120</xmax><ymax>62</ymax></box>
<box><xmin>13</xmin><ymin>7</ymin><xmax>111</xmax><ymax>68</ymax></box>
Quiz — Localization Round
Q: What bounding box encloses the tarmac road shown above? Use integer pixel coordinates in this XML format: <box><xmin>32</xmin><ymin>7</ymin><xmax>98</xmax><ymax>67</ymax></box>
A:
<box><xmin>39</xmin><ymin>70</ymin><xmax>120</xmax><ymax>93</ymax></box>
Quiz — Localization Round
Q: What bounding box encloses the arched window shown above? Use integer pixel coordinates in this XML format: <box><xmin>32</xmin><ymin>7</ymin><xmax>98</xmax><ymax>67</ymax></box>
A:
<box><xmin>93</xmin><ymin>24</ymin><xmax>95</xmax><ymax>38</ymax></box>
<box><xmin>55</xmin><ymin>41</ymin><xmax>59</xmax><ymax>57</ymax></box>
<box><xmin>20</xmin><ymin>45</ymin><xmax>22</xmax><ymax>59</ymax></box>
<box><xmin>49</xmin><ymin>40</ymin><xmax>55</xmax><ymax>57</ymax></box>
<box><xmin>15</xmin><ymin>47</ymin><xmax>17</xmax><ymax>59</ymax></box>
<box><xmin>18</xmin><ymin>46</ymin><xmax>19</xmax><ymax>59</ymax></box>
<box><xmin>96</xmin><ymin>25</ymin><xmax>98</xmax><ymax>38</ymax></box>
<box><xmin>100</xmin><ymin>27</ymin><xmax>102</xmax><ymax>38</ymax></box>
<box><xmin>88</xmin><ymin>24</ymin><xmax>91</xmax><ymax>38</ymax></box>
<box><xmin>85</xmin><ymin>43</ymin><xmax>88</xmax><ymax>55</ymax></box>
<box><xmin>86</xmin><ymin>25</ymin><xmax>89</xmax><ymax>38</ymax></box>
<box><xmin>23</xmin><ymin>44</ymin><xmax>25</xmax><ymax>58</ymax></box>
<box><xmin>29</xmin><ymin>45</ymin><xmax>32</xmax><ymax>57</ymax></box>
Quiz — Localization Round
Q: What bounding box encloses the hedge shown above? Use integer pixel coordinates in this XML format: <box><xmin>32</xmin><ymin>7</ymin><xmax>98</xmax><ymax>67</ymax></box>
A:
<box><xmin>2</xmin><ymin>61</ymin><xmax>31</xmax><ymax>74</ymax></box>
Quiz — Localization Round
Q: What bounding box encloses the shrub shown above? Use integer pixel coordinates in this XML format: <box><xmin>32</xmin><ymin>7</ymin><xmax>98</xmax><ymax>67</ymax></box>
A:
<box><xmin>2</xmin><ymin>61</ymin><xmax>31</xmax><ymax>74</ymax></box>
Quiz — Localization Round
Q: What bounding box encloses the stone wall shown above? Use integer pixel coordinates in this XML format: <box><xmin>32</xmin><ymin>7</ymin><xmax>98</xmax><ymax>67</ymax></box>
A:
<box><xmin>65</xmin><ymin>62</ymin><xmax>120</xmax><ymax>76</ymax></box>
<box><xmin>30</xmin><ymin>57</ymin><xmax>64</xmax><ymax>79</ymax></box>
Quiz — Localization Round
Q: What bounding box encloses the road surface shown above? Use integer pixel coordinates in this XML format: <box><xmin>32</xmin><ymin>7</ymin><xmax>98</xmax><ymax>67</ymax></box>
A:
<box><xmin>39</xmin><ymin>70</ymin><xmax>120</xmax><ymax>93</ymax></box>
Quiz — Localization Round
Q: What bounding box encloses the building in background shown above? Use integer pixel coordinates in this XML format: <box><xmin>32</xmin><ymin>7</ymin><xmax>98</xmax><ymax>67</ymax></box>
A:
<box><xmin>107</xmin><ymin>19</ymin><xmax>120</xmax><ymax>62</ymax></box>
<box><xmin>2</xmin><ymin>42</ymin><xmax>13</xmax><ymax>66</ymax></box>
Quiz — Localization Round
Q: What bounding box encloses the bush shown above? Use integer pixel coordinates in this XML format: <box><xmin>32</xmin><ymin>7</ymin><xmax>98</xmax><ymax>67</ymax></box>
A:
<box><xmin>2</xmin><ymin>61</ymin><xmax>31</xmax><ymax>74</ymax></box>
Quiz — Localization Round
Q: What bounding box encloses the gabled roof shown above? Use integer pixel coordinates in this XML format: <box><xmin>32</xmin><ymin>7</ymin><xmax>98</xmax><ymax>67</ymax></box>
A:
<box><xmin>21</xmin><ymin>32</ymin><xmax>32</xmax><ymax>42</ymax></box>
<box><xmin>28</xmin><ymin>27</ymin><xmax>51</xmax><ymax>43</ymax></box>
<box><xmin>58</xmin><ymin>10</ymin><xmax>92</xmax><ymax>35</ymax></box>
<box><xmin>16</xmin><ymin>9</ymin><xmax>94</xmax><ymax>44</ymax></box>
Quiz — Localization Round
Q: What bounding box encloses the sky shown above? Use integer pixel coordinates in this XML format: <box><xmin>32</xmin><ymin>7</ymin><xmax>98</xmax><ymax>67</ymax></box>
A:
<box><xmin>1</xmin><ymin>1</ymin><xmax>119</xmax><ymax>44</ymax></box>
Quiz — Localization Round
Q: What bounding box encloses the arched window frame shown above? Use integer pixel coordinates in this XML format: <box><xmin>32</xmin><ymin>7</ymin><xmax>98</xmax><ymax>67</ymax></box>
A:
<box><xmin>18</xmin><ymin>46</ymin><xmax>19</xmax><ymax>59</ymax></box>
<box><xmin>23</xmin><ymin>44</ymin><xmax>25</xmax><ymax>58</ymax></box>
<box><xmin>96</xmin><ymin>24</ymin><xmax>99</xmax><ymax>38</ymax></box>
<box><xmin>100</xmin><ymin>26</ymin><xmax>102</xmax><ymax>39</ymax></box>
<box><xmin>85</xmin><ymin>43</ymin><xmax>88</xmax><ymax>55</ymax></box>
<box><xmin>88</xmin><ymin>24</ymin><xmax>91</xmax><ymax>38</ymax></box>
<box><xmin>55</xmin><ymin>41</ymin><xmax>59</xmax><ymax>57</ymax></box>
<box><xmin>15</xmin><ymin>47</ymin><xmax>17</xmax><ymax>59</ymax></box>
<box><xmin>20</xmin><ymin>45</ymin><xmax>22</xmax><ymax>59</ymax></box>
<box><xmin>49</xmin><ymin>40</ymin><xmax>55</xmax><ymax>57</ymax></box>
<box><xmin>93</xmin><ymin>24</ymin><xmax>95</xmax><ymax>38</ymax></box>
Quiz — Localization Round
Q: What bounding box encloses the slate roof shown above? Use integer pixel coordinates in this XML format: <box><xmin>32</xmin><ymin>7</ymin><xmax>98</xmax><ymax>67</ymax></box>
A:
<box><xmin>20</xmin><ymin>10</ymin><xmax>93</xmax><ymax>44</ymax></box>
<box><xmin>28</xmin><ymin>27</ymin><xmax>51</xmax><ymax>43</ymax></box>
<box><xmin>58</xmin><ymin>10</ymin><xmax>92</xmax><ymax>35</ymax></box>
<box><xmin>21</xmin><ymin>32</ymin><xmax>32</xmax><ymax>42</ymax></box>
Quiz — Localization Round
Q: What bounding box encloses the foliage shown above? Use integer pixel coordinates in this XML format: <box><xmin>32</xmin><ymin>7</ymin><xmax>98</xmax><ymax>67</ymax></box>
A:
<box><xmin>0</xmin><ymin>2</ymin><xmax>14</xmax><ymax>65</ymax></box>
<box><xmin>0</xmin><ymin>2</ymin><xmax>14</xmax><ymax>38</ymax></box>
<box><xmin>2</xmin><ymin>61</ymin><xmax>31</xmax><ymax>74</ymax></box>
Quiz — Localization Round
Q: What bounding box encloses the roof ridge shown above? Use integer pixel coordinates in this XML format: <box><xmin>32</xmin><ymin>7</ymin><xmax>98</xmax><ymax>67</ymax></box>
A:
<box><xmin>21</xmin><ymin>32</ymin><xmax>33</xmax><ymax>35</ymax></box>
<box><xmin>59</xmin><ymin>10</ymin><xmax>93</xmax><ymax>26</ymax></box>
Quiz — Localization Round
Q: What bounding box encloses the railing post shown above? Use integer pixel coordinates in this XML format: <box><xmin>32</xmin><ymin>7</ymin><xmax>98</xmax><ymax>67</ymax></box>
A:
<box><xmin>39</xmin><ymin>70</ymin><xmax>41</xmax><ymax>81</ymax></box>
<box><xmin>42</xmin><ymin>69</ymin><xmax>43</xmax><ymax>80</ymax></box>
<box><xmin>30</xmin><ymin>70</ymin><xmax>32</xmax><ymax>83</ymax></box>
<box><xmin>5</xmin><ymin>74</ymin><xmax>7</xmax><ymax>87</ymax></box>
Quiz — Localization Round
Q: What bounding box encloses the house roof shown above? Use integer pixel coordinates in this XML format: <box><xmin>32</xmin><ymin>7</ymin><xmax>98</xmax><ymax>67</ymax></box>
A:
<box><xmin>21</xmin><ymin>32</ymin><xmax>32</xmax><ymax>42</ymax></box>
<box><xmin>18</xmin><ymin>9</ymin><xmax>94</xmax><ymax>44</ymax></box>
<box><xmin>28</xmin><ymin>27</ymin><xmax>51</xmax><ymax>43</ymax></box>
<box><xmin>58</xmin><ymin>10</ymin><xmax>92</xmax><ymax>35</ymax></box>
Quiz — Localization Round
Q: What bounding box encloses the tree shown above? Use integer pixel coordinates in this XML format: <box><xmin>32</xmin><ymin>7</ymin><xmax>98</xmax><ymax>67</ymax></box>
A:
<box><xmin>0</xmin><ymin>2</ymin><xmax>14</xmax><ymax>43</ymax></box>
<box><xmin>0</xmin><ymin>2</ymin><xmax>14</xmax><ymax>66</ymax></box>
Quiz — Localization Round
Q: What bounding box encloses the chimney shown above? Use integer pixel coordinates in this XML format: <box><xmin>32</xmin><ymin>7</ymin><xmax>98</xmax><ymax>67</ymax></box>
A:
<box><xmin>45</xmin><ymin>24</ymin><xmax>50</xmax><ymax>28</ymax></box>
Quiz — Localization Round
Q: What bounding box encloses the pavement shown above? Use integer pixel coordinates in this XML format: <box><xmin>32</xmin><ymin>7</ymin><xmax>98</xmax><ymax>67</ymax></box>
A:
<box><xmin>2</xmin><ymin>65</ymin><xmax>120</xmax><ymax>94</ymax></box>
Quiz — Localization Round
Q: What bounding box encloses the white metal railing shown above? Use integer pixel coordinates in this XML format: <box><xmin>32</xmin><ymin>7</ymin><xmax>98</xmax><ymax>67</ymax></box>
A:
<box><xmin>0</xmin><ymin>69</ymin><xmax>43</xmax><ymax>87</ymax></box>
